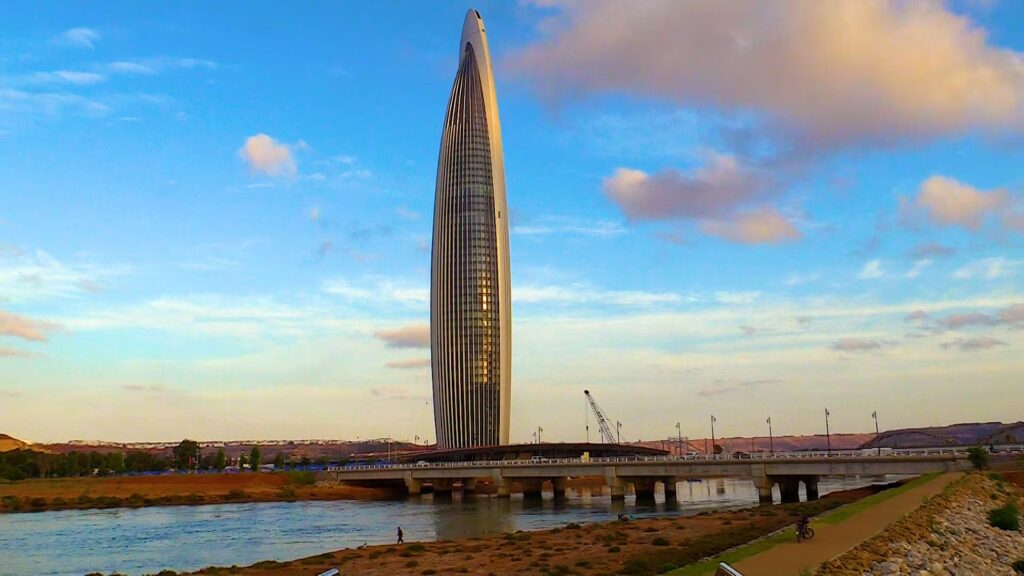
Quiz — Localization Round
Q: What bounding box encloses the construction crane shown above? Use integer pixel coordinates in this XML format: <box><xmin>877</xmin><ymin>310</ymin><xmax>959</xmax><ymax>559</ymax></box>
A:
<box><xmin>584</xmin><ymin>389</ymin><xmax>618</xmax><ymax>444</ymax></box>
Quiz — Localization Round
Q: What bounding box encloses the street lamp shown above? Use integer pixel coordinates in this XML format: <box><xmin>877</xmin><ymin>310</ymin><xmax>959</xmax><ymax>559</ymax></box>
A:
<box><xmin>675</xmin><ymin>422</ymin><xmax>682</xmax><ymax>457</ymax></box>
<box><xmin>710</xmin><ymin>415</ymin><xmax>717</xmax><ymax>458</ymax></box>
<box><xmin>872</xmin><ymin>411</ymin><xmax>880</xmax><ymax>456</ymax></box>
<box><xmin>415</xmin><ymin>435</ymin><xmax>420</xmax><ymax>446</ymax></box>
<box><xmin>616</xmin><ymin>421</ymin><xmax>622</xmax><ymax>444</ymax></box>
<box><xmin>537</xmin><ymin>426</ymin><xmax>544</xmax><ymax>444</ymax></box>
<box><xmin>824</xmin><ymin>408</ymin><xmax>832</xmax><ymax>455</ymax></box>
<box><xmin>767</xmin><ymin>417</ymin><xmax>774</xmax><ymax>455</ymax></box>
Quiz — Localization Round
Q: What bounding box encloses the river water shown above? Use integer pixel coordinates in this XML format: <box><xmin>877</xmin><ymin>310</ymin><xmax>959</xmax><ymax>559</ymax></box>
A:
<box><xmin>0</xmin><ymin>476</ymin><xmax>898</xmax><ymax>576</ymax></box>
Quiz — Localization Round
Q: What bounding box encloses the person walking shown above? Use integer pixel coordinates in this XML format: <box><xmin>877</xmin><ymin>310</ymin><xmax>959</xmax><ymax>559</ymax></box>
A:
<box><xmin>397</xmin><ymin>526</ymin><xmax>404</xmax><ymax>544</ymax></box>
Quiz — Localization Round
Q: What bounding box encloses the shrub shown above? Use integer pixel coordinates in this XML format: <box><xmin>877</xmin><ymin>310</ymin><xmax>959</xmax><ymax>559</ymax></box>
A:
<box><xmin>126</xmin><ymin>493</ymin><xmax>145</xmax><ymax>506</ymax></box>
<box><xmin>421</xmin><ymin>570</ymin><xmax>437</xmax><ymax>575</ymax></box>
<box><xmin>606</xmin><ymin>545</ymin><xmax>620</xmax><ymax>553</ymax></box>
<box><xmin>1011</xmin><ymin>559</ymin><xmax>1024</xmax><ymax>575</ymax></box>
<box><xmin>574</xmin><ymin>560</ymin><xmax>592</xmax><ymax>568</ymax></box>
<box><xmin>651</xmin><ymin>537</ymin><xmax>670</xmax><ymax>546</ymax></box>
<box><xmin>620</xmin><ymin>558</ymin><xmax>652</xmax><ymax>575</ymax></box>
<box><xmin>643</xmin><ymin>527</ymin><xmax>657</xmax><ymax>533</ymax></box>
<box><xmin>404</xmin><ymin>560</ymin><xmax>418</xmax><ymax>568</ymax></box>
<box><xmin>989</xmin><ymin>502</ymin><xmax>1020</xmax><ymax>531</ymax></box>
<box><xmin>226</xmin><ymin>489</ymin><xmax>247</xmax><ymax>500</ymax></box>
<box><xmin>29</xmin><ymin>497</ymin><xmax>47</xmax><ymax>509</ymax></box>
<box><xmin>967</xmin><ymin>447</ymin><xmax>989</xmax><ymax>470</ymax></box>
<box><xmin>565</xmin><ymin>522</ymin><xmax>581</xmax><ymax>529</ymax></box>
<box><xmin>407</xmin><ymin>543</ymin><xmax>426</xmax><ymax>552</ymax></box>
<box><xmin>51</xmin><ymin>497</ymin><xmax>67</xmax><ymax>507</ymax></box>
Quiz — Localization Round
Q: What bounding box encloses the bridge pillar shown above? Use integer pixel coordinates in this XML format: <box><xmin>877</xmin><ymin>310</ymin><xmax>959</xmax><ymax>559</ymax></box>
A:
<box><xmin>404</xmin><ymin>474</ymin><xmax>423</xmax><ymax>496</ymax></box>
<box><xmin>632</xmin><ymin>477</ymin><xmax>657</xmax><ymax>502</ymax></box>
<box><xmin>432</xmin><ymin>478</ymin><xmax>454</xmax><ymax>498</ymax></box>
<box><xmin>605</xmin><ymin>468</ymin><xmax>626</xmax><ymax>501</ymax></box>
<box><xmin>463</xmin><ymin>478</ymin><xmax>478</xmax><ymax>494</ymax></box>
<box><xmin>804</xmin><ymin>476</ymin><xmax>820</xmax><ymax>501</ymax></box>
<box><xmin>662</xmin><ymin>477</ymin><xmax>678</xmax><ymax>502</ymax></box>
<box><xmin>552</xmin><ymin>477</ymin><xmax>568</xmax><ymax>500</ymax></box>
<box><xmin>492</xmin><ymin>473</ymin><xmax>511</xmax><ymax>498</ymax></box>
<box><xmin>521</xmin><ymin>478</ymin><xmax>544</xmax><ymax>500</ymax></box>
<box><xmin>776</xmin><ymin>477</ymin><xmax>800</xmax><ymax>503</ymax></box>
<box><xmin>753</xmin><ymin>474</ymin><xmax>774</xmax><ymax>505</ymax></box>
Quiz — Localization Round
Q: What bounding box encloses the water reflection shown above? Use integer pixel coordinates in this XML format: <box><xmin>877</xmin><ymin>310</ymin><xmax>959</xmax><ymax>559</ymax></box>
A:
<box><xmin>0</xmin><ymin>475</ymin><xmax>905</xmax><ymax>576</ymax></box>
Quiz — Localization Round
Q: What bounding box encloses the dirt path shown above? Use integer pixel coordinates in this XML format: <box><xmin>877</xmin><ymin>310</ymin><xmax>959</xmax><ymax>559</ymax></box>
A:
<box><xmin>731</xmin><ymin>473</ymin><xmax>961</xmax><ymax>576</ymax></box>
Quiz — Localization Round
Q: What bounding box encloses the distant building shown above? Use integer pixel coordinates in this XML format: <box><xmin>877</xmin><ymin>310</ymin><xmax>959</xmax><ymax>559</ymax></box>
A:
<box><xmin>431</xmin><ymin>9</ymin><xmax>512</xmax><ymax>450</ymax></box>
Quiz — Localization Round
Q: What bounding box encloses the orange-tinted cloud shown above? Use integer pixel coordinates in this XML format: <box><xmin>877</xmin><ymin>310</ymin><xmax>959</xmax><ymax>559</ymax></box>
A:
<box><xmin>509</xmin><ymin>0</ymin><xmax>1024</xmax><ymax>147</ymax></box>
<box><xmin>373</xmin><ymin>324</ymin><xmax>429</xmax><ymax>349</ymax></box>
<box><xmin>0</xmin><ymin>310</ymin><xmax>56</xmax><ymax>342</ymax></box>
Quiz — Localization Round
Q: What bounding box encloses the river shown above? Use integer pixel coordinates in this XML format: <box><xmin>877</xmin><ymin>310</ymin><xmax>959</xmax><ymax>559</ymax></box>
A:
<box><xmin>0</xmin><ymin>476</ymin><xmax>897</xmax><ymax>576</ymax></box>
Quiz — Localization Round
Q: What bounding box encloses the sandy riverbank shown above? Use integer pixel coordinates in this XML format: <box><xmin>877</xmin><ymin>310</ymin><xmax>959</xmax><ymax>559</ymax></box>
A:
<box><xmin>169</xmin><ymin>485</ymin><xmax>887</xmax><ymax>576</ymax></box>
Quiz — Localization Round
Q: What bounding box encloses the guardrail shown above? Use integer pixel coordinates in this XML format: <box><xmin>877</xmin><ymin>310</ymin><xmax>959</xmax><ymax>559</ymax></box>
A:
<box><xmin>325</xmin><ymin>445</ymin><xmax>1011</xmax><ymax>473</ymax></box>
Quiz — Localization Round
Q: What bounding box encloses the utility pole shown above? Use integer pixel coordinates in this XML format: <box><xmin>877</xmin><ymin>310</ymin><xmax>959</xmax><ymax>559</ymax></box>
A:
<box><xmin>872</xmin><ymin>411</ymin><xmax>880</xmax><ymax>456</ymax></box>
<box><xmin>767</xmin><ymin>416</ymin><xmax>774</xmax><ymax>455</ymax></box>
<box><xmin>824</xmin><ymin>408</ymin><xmax>832</xmax><ymax>455</ymax></box>
<box><xmin>537</xmin><ymin>426</ymin><xmax>543</xmax><ymax>444</ymax></box>
<box><xmin>676</xmin><ymin>422</ymin><xmax>682</xmax><ymax>457</ymax></box>
<box><xmin>710</xmin><ymin>414</ymin><xmax>717</xmax><ymax>458</ymax></box>
<box><xmin>616</xmin><ymin>421</ymin><xmax>622</xmax><ymax>444</ymax></box>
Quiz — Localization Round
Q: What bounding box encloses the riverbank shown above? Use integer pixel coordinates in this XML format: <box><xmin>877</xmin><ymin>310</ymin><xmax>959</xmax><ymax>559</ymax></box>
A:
<box><xmin>0</xmin><ymin>472</ymin><xmax>389</xmax><ymax>513</ymax></box>
<box><xmin>816</xmin><ymin>470</ymin><xmax>1024</xmax><ymax>575</ymax></box>
<box><xmin>169</xmin><ymin>484</ymin><xmax>886</xmax><ymax>576</ymax></box>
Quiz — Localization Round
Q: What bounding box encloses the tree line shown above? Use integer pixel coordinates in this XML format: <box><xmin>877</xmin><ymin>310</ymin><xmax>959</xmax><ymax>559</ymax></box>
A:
<box><xmin>0</xmin><ymin>439</ymin><xmax>332</xmax><ymax>481</ymax></box>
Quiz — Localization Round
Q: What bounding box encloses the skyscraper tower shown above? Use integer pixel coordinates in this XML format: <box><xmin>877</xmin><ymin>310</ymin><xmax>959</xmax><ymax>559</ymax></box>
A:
<box><xmin>431</xmin><ymin>9</ymin><xmax>511</xmax><ymax>449</ymax></box>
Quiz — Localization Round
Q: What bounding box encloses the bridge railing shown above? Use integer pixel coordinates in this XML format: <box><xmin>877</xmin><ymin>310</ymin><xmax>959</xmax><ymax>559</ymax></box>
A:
<box><xmin>324</xmin><ymin>445</ymin><xmax>995</xmax><ymax>473</ymax></box>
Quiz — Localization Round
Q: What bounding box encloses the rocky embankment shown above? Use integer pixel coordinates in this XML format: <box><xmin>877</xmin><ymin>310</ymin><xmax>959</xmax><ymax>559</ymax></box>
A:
<box><xmin>818</xmin><ymin>473</ymin><xmax>1024</xmax><ymax>575</ymax></box>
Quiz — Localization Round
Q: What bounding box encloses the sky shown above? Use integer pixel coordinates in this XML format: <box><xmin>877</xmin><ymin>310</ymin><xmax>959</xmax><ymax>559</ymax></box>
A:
<box><xmin>1</xmin><ymin>1</ymin><xmax>1023</xmax><ymax>444</ymax></box>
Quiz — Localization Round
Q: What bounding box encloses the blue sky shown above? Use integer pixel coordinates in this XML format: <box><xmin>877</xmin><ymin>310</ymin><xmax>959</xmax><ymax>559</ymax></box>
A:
<box><xmin>1</xmin><ymin>1</ymin><xmax>1023</xmax><ymax>443</ymax></box>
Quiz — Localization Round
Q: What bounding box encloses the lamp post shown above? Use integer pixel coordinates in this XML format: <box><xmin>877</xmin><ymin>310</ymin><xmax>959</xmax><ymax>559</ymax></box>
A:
<box><xmin>415</xmin><ymin>435</ymin><xmax>420</xmax><ymax>446</ymax></box>
<box><xmin>824</xmin><ymin>408</ymin><xmax>832</xmax><ymax>455</ymax></box>
<box><xmin>537</xmin><ymin>426</ymin><xmax>543</xmax><ymax>444</ymax></box>
<box><xmin>710</xmin><ymin>414</ymin><xmax>717</xmax><ymax>458</ymax></box>
<box><xmin>616</xmin><ymin>421</ymin><xmax>622</xmax><ymax>444</ymax></box>
<box><xmin>767</xmin><ymin>417</ymin><xmax>774</xmax><ymax>455</ymax></box>
<box><xmin>872</xmin><ymin>411</ymin><xmax>880</xmax><ymax>456</ymax></box>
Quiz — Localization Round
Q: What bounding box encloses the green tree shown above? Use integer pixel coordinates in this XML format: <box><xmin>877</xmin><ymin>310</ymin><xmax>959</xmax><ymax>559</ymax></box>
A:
<box><xmin>173</xmin><ymin>439</ymin><xmax>200</xmax><ymax>470</ymax></box>
<box><xmin>214</xmin><ymin>448</ymin><xmax>226</xmax><ymax>471</ymax></box>
<box><xmin>274</xmin><ymin>452</ymin><xmax>286</xmax><ymax>470</ymax></box>
<box><xmin>713</xmin><ymin>444</ymin><xmax>724</xmax><ymax>455</ymax></box>
<box><xmin>240</xmin><ymin>453</ymin><xmax>249</xmax><ymax>469</ymax></box>
<box><xmin>105</xmin><ymin>452</ymin><xmax>125</xmax><ymax>475</ymax></box>
<box><xmin>249</xmin><ymin>446</ymin><xmax>262</xmax><ymax>471</ymax></box>
<box><xmin>967</xmin><ymin>446</ymin><xmax>989</xmax><ymax>470</ymax></box>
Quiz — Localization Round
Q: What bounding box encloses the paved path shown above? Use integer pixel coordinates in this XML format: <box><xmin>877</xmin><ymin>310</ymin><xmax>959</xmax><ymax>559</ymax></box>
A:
<box><xmin>731</xmin><ymin>473</ymin><xmax>961</xmax><ymax>576</ymax></box>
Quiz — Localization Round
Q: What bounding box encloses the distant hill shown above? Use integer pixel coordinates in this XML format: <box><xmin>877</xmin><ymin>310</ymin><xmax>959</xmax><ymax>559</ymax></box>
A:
<box><xmin>0</xmin><ymin>434</ymin><xmax>32</xmax><ymax>453</ymax></box>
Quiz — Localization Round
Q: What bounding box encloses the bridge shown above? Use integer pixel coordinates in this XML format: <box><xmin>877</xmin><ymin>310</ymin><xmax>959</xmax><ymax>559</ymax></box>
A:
<box><xmin>327</xmin><ymin>448</ymin><xmax>971</xmax><ymax>504</ymax></box>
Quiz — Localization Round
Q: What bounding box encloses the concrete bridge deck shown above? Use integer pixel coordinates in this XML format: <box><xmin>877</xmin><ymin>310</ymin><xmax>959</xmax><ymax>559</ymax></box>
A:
<box><xmin>327</xmin><ymin>448</ymin><xmax>971</xmax><ymax>504</ymax></box>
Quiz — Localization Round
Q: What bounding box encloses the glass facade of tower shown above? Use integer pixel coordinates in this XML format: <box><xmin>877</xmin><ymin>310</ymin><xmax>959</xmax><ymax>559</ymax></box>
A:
<box><xmin>431</xmin><ymin>11</ymin><xmax>510</xmax><ymax>450</ymax></box>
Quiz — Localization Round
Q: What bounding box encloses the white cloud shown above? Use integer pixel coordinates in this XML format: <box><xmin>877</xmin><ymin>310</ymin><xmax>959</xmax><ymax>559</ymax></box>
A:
<box><xmin>784</xmin><ymin>272</ymin><xmax>822</xmax><ymax>286</ymax></box>
<box><xmin>513</xmin><ymin>215</ymin><xmax>626</xmax><ymax>238</ymax></box>
<box><xmin>952</xmin><ymin>257</ymin><xmax>1021</xmax><ymax>280</ymax></box>
<box><xmin>57</xmin><ymin>27</ymin><xmax>100</xmax><ymax>49</ymax></box>
<box><xmin>858</xmin><ymin>260</ymin><xmax>885</xmax><ymax>279</ymax></box>
<box><xmin>309</xmin><ymin>207</ymin><xmax>321</xmax><ymax>222</ymax></box>
<box><xmin>321</xmin><ymin>278</ymin><xmax>428</xmax><ymax>307</ymax></box>
<box><xmin>107</xmin><ymin>61</ymin><xmax>156</xmax><ymax>75</ymax></box>
<box><xmin>0</xmin><ymin>249</ymin><xmax>126</xmax><ymax>303</ymax></box>
<box><xmin>513</xmin><ymin>283</ymin><xmax>687</xmax><ymax>307</ymax></box>
<box><xmin>906</xmin><ymin>259</ymin><xmax>933</xmax><ymax>278</ymax></box>
<box><xmin>239</xmin><ymin>134</ymin><xmax>297</xmax><ymax>177</ymax></box>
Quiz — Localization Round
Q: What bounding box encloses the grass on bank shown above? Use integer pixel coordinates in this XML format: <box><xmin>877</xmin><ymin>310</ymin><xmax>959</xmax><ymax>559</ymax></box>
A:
<box><xmin>665</xmin><ymin>473</ymin><xmax>943</xmax><ymax>576</ymax></box>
